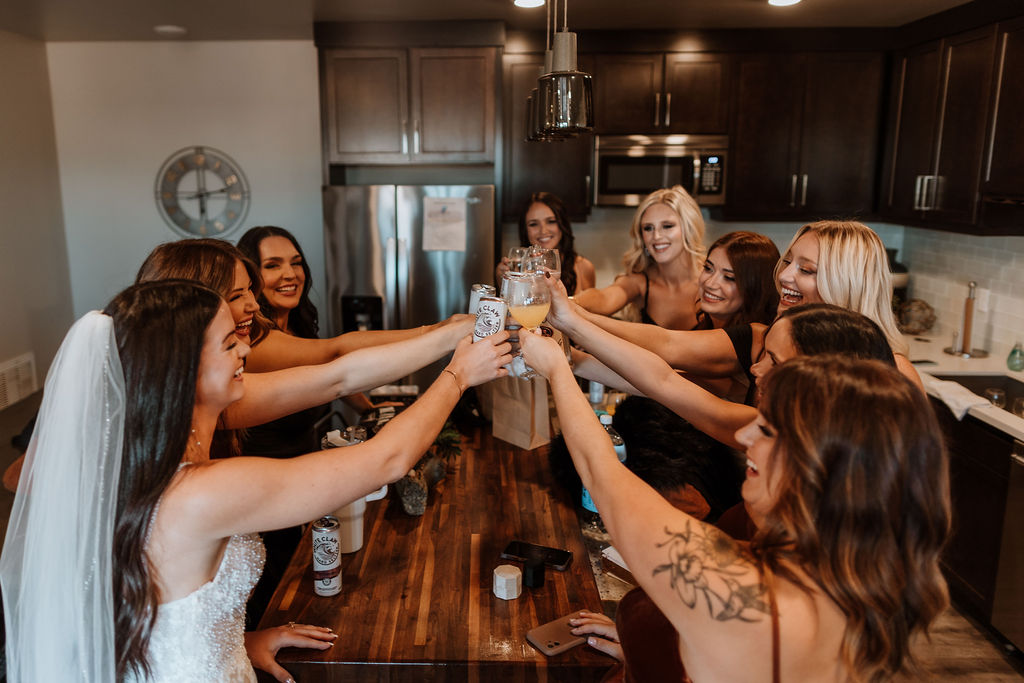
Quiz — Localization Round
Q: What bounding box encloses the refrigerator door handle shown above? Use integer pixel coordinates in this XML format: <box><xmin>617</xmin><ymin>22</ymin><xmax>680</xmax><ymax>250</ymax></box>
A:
<box><xmin>397</xmin><ymin>238</ymin><xmax>410</xmax><ymax>325</ymax></box>
<box><xmin>385</xmin><ymin>237</ymin><xmax>398</xmax><ymax>328</ymax></box>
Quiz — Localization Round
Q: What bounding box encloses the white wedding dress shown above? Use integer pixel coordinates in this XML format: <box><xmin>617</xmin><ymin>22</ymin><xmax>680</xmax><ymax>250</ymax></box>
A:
<box><xmin>127</xmin><ymin>533</ymin><xmax>266</xmax><ymax>683</ymax></box>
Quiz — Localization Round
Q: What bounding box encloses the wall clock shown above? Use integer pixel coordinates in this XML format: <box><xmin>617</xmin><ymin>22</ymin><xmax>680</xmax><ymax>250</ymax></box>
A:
<box><xmin>154</xmin><ymin>145</ymin><xmax>251</xmax><ymax>237</ymax></box>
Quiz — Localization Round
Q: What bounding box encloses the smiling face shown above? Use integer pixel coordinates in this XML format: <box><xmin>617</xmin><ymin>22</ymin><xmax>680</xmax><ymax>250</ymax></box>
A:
<box><xmin>225</xmin><ymin>259</ymin><xmax>259</xmax><ymax>341</ymax></box>
<box><xmin>776</xmin><ymin>233</ymin><xmax>821</xmax><ymax>311</ymax></box>
<box><xmin>524</xmin><ymin>202</ymin><xmax>563</xmax><ymax>250</ymax></box>
<box><xmin>698</xmin><ymin>246</ymin><xmax>742</xmax><ymax>322</ymax></box>
<box><xmin>639</xmin><ymin>203</ymin><xmax>684</xmax><ymax>264</ymax></box>
<box><xmin>735</xmin><ymin>412</ymin><xmax>783</xmax><ymax>524</ymax></box>
<box><xmin>750</xmin><ymin>317</ymin><xmax>798</xmax><ymax>402</ymax></box>
<box><xmin>194</xmin><ymin>303</ymin><xmax>250</xmax><ymax>414</ymax></box>
<box><xmin>257</xmin><ymin>235</ymin><xmax>305</xmax><ymax>313</ymax></box>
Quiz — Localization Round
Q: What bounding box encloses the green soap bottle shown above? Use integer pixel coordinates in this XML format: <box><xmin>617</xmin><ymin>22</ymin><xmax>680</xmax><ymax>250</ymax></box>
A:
<box><xmin>1008</xmin><ymin>342</ymin><xmax>1024</xmax><ymax>372</ymax></box>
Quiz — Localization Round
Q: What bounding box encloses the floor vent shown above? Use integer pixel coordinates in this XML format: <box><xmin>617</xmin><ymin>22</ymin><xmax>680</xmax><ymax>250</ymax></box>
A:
<box><xmin>0</xmin><ymin>352</ymin><xmax>37</xmax><ymax>411</ymax></box>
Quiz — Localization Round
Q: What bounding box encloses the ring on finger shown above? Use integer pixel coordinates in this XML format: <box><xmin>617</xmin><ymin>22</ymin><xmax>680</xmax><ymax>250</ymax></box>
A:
<box><xmin>288</xmin><ymin>621</ymin><xmax>296</xmax><ymax>628</ymax></box>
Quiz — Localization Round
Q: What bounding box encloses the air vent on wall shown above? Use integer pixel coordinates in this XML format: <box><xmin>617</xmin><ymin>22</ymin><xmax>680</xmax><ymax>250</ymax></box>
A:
<box><xmin>0</xmin><ymin>352</ymin><xmax>38</xmax><ymax>411</ymax></box>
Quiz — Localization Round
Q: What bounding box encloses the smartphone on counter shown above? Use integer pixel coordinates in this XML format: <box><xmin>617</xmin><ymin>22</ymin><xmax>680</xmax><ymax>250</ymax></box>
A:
<box><xmin>526</xmin><ymin>613</ymin><xmax>586</xmax><ymax>656</ymax></box>
<box><xmin>501</xmin><ymin>540</ymin><xmax>572</xmax><ymax>571</ymax></box>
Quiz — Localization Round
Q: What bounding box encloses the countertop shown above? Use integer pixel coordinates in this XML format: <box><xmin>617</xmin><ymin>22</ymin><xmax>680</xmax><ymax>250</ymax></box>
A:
<box><xmin>906</xmin><ymin>334</ymin><xmax>1024</xmax><ymax>441</ymax></box>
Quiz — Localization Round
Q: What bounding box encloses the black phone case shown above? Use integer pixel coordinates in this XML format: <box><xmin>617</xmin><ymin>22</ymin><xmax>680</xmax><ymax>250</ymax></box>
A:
<box><xmin>500</xmin><ymin>540</ymin><xmax>572</xmax><ymax>571</ymax></box>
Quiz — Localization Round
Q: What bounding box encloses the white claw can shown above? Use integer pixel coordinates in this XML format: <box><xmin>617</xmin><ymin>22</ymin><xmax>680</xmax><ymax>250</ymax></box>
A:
<box><xmin>312</xmin><ymin>515</ymin><xmax>342</xmax><ymax>596</ymax></box>
<box><xmin>468</xmin><ymin>283</ymin><xmax>497</xmax><ymax>315</ymax></box>
<box><xmin>473</xmin><ymin>296</ymin><xmax>508</xmax><ymax>342</ymax></box>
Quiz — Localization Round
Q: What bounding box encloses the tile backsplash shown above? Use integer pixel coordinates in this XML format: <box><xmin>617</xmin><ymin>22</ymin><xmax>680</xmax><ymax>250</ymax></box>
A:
<box><xmin>501</xmin><ymin>208</ymin><xmax>1024</xmax><ymax>362</ymax></box>
<box><xmin>901</xmin><ymin>228</ymin><xmax>1024</xmax><ymax>361</ymax></box>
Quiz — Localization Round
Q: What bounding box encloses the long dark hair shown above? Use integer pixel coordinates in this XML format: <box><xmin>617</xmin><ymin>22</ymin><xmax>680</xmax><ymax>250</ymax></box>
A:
<box><xmin>103</xmin><ymin>280</ymin><xmax>222</xmax><ymax>681</ymax></box>
<box><xmin>780</xmin><ymin>303</ymin><xmax>896</xmax><ymax>365</ymax></box>
<box><xmin>517</xmin><ymin>192</ymin><xmax>581</xmax><ymax>296</ymax></box>
<box><xmin>136</xmin><ymin>239</ymin><xmax>271</xmax><ymax>345</ymax></box>
<box><xmin>696</xmin><ymin>231</ymin><xmax>780</xmax><ymax>329</ymax></box>
<box><xmin>237</xmin><ymin>226</ymin><xmax>319</xmax><ymax>339</ymax></box>
<box><xmin>755</xmin><ymin>355</ymin><xmax>950</xmax><ymax>681</ymax></box>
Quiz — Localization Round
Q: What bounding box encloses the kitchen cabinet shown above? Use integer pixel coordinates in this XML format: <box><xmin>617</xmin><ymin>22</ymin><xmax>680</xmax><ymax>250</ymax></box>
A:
<box><xmin>978</xmin><ymin>17</ymin><xmax>1024</xmax><ymax>233</ymax></box>
<box><xmin>880</xmin><ymin>27</ymin><xmax>997</xmax><ymax>228</ymax></box>
<box><xmin>930</xmin><ymin>397</ymin><xmax>1011</xmax><ymax>622</ymax></box>
<box><xmin>726</xmin><ymin>52</ymin><xmax>883</xmax><ymax>218</ymax></box>
<box><xmin>323</xmin><ymin>47</ymin><xmax>496</xmax><ymax>164</ymax></box>
<box><xmin>501</xmin><ymin>54</ymin><xmax>592</xmax><ymax>221</ymax></box>
<box><xmin>589</xmin><ymin>53</ymin><xmax>730</xmax><ymax>135</ymax></box>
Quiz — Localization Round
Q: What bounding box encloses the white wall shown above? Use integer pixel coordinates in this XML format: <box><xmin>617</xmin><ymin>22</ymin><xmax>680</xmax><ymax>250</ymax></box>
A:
<box><xmin>0</xmin><ymin>29</ymin><xmax>73</xmax><ymax>382</ymax></box>
<box><xmin>46</xmin><ymin>40</ymin><xmax>324</xmax><ymax>316</ymax></box>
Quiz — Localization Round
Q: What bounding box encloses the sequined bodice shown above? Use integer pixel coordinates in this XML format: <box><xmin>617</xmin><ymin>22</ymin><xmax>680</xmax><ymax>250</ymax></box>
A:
<box><xmin>128</xmin><ymin>533</ymin><xmax>266</xmax><ymax>682</ymax></box>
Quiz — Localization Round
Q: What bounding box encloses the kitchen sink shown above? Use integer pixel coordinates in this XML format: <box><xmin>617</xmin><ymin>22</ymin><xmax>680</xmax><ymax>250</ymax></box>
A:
<box><xmin>931</xmin><ymin>373</ymin><xmax>1024</xmax><ymax>412</ymax></box>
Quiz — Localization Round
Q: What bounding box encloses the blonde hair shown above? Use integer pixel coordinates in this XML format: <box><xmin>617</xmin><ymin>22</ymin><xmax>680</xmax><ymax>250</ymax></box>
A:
<box><xmin>620</xmin><ymin>186</ymin><xmax>706</xmax><ymax>322</ymax></box>
<box><xmin>775</xmin><ymin>221</ymin><xmax>907</xmax><ymax>356</ymax></box>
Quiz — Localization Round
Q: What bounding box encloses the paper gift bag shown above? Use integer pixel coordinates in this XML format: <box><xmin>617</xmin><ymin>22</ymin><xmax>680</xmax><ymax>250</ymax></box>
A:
<box><xmin>490</xmin><ymin>375</ymin><xmax>551</xmax><ymax>450</ymax></box>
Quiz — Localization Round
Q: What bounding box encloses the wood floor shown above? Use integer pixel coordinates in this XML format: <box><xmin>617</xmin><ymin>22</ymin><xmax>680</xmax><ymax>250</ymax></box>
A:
<box><xmin>897</xmin><ymin>608</ymin><xmax>1024</xmax><ymax>681</ymax></box>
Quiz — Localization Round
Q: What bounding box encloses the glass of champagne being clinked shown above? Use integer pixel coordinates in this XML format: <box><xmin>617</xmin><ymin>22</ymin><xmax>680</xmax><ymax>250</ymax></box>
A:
<box><xmin>524</xmin><ymin>246</ymin><xmax>561</xmax><ymax>281</ymax></box>
<box><xmin>505</xmin><ymin>271</ymin><xmax>551</xmax><ymax>379</ymax></box>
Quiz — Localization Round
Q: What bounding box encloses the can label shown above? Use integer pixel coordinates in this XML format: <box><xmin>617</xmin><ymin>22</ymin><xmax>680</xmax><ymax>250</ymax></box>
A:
<box><xmin>468</xmin><ymin>284</ymin><xmax>496</xmax><ymax>315</ymax></box>
<box><xmin>312</xmin><ymin>515</ymin><xmax>342</xmax><ymax>597</ymax></box>
<box><xmin>473</xmin><ymin>296</ymin><xmax>508</xmax><ymax>342</ymax></box>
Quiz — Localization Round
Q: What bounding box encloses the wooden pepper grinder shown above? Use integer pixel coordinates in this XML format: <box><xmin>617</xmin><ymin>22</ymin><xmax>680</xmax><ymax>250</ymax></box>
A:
<box><xmin>944</xmin><ymin>281</ymin><xmax>989</xmax><ymax>359</ymax></box>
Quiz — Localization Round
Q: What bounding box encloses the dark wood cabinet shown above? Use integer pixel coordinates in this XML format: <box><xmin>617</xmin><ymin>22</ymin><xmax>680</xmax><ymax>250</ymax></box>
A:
<box><xmin>880</xmin><ymin>28</ymin><xmax>997</xmax><ymax>227</ymax></box>
<box><xmin>978</xmin><ymin>17</ymin><xmax>1024</xmax><ymax>232</ymax></box>
<box><xmin>589</xmin><ymin>52</ymin><xmax>730</xmax><ymax>135</ymax></box>
<box><xmin>323</xmin><ymin>47</ymin><xmax>496</xmax><ymax>164</ymax></box>
<box><xmin>930</xmin><ymin>397</ymin><xmax>1012</xmax><ymax>622</ymax></box>
<box><xmin>727</xmin><ymin>52</ymin><xmax>883</xmax><ymax>218</ymax></box>
<box><xmin>501</xmin><ymin>54</ymin><xmax>592</xmax><ymax>221</ymax></box>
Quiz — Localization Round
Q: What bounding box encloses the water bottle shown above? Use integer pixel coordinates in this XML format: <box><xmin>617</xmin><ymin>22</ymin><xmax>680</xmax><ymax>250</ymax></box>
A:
<box><xmin>1008</xmin><ymin>342</ymin><xmax>1024</xmax><ymax>372</ymax></box>
<box><xmin>600</xmin><ymin>414</ymin><xmax>627</xmax><ymax>463</ymax></box>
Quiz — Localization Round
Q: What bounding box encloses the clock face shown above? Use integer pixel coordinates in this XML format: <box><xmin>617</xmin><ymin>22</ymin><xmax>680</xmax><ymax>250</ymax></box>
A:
<box><xmin>155</xmin><ymin>146</ymin><xmax>250</xmax><ymax>237</ymax></box>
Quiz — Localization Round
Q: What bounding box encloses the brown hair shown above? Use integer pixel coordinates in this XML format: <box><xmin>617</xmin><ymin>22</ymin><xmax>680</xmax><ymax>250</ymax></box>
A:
<box><xmin>517</xmin><ymin>192</ymin><xmax>582</xmax><ymax>296</ymax></box>
<box><xmin>754</xmin><ymin>355</ymin><xmax>950</xmax><ymax>681</ymax></box>
<box><xmin>698</xmin><ymin>231</ymin><xmax>780</xmax><ymax>328</ymax></box>
<box><xmin>136</xmin><ymin>238</ymin><xmax>272</xmax><ymax>345</ymax></box>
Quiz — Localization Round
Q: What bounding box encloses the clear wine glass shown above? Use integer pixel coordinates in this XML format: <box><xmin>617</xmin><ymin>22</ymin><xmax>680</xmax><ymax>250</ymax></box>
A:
<box><xmin>507</xmin><ymin>246</ymin><xmax>528</xmax><ymax>274</ymax></box>
<box><xmin>504</xmin><ymin>271</ymin><xmax>551</xmax><ymax>379</ymax></box>
<box><xmin>524</xmin><ymin>247</ymin><xmax>561</xmax><ymax>281</ymax></box>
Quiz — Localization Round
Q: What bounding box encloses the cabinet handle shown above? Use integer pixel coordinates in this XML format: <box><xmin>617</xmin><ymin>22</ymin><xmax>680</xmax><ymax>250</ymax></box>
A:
<box><xmin>664</xmin><ymin>93</ymin><xmax>671</xmax><ymax>127</ymax></box>
<box><xmin>927</xmin><ymin>175</ymin><xmax>940</xmax><ymax>211</ymax></box>
<box><xmin>585</xmin><ymin>174</ymin><xmax>592</xmax><ymax>207</ymax></box>
<box><xmin>913</xmin><ymin>175</ymin><xmax>924</xmax><ymax>210</ymax></box>
<box><xmin>413</xmin><ymin>119</ymin><xmax>421</xmax><ymax>155</ymax></box>
<box><xmin>800</xmin><ymin>174</ymin><xmax>808</xmax><ymax>207</ymax></box>
<box><xmin>654</xmin><ymin>93</ymin><xmax>661</xmax><ymax>127</ymax></box>
<box><xmin>789</xmin><ymin>174</ymin><xmax>798</xmax><ymax>207</ymax></box>
<box><xmin>401</xmin><ymin>125</ymin><xmax>409</xmax><ymax>156</ymax></box>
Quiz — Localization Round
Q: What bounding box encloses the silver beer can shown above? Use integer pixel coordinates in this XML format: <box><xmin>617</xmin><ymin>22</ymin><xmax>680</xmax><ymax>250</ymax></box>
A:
<box><xmin>312</xmin><ymin>515</ymin><xmax>342</xmax><ymax>596</ymax></box>
<box><xmin>468</xmin><ymin>283</ymin><xmax>497</xmax><ymax>315</ymax></box>
<box><xmin>473</xmin><ymin>296</ymin><xmax>508</xmax><ymax>342</ymax></box>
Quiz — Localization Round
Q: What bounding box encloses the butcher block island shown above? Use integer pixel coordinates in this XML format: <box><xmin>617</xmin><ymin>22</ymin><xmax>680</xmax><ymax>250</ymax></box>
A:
<box><xmin>258</xmin><ymin>429</ymin><xmax>612</xmax><ymax>682</ymax></box>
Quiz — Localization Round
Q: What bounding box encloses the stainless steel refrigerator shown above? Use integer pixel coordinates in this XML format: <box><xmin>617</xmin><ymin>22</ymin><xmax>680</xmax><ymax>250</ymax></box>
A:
<box><xmin>323</xmin><ymin>184</ymin><xmax>496</xmax><ymax>390</ymax></box>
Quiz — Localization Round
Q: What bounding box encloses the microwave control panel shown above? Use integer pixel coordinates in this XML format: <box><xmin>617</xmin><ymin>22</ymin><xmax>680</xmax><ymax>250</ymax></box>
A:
<box><xmin>698</xmin><ymin>154</ymin><xmax>725</xmax><ymax>196</ymax></box>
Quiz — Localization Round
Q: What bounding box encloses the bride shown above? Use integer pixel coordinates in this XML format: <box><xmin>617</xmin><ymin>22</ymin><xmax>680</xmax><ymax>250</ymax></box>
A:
<box><xmin>0</xmin><ymin>280</ymin><xmax>511</xmax><ymax>682</ymax></box>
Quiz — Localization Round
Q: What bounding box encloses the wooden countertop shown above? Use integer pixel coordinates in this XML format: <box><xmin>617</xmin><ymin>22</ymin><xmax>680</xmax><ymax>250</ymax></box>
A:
<box><xmin>258</xmin><ymin>429</ymin><xmax>614</xmax><ymax>682</ymax></box>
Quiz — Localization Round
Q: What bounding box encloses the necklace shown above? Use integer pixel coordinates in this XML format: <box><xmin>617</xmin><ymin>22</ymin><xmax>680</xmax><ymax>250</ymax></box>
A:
<box><xmin>190</xmin><ymin>428</ymin><xmax>201</xmax><ymax>449</ymax></box>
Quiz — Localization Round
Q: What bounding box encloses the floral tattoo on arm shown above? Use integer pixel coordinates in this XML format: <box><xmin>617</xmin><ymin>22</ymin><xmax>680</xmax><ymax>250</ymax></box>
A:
<box><xmin>653</xmin><ymin>520</ymin><xmax>769</xmax><ymax>622</ymax></box>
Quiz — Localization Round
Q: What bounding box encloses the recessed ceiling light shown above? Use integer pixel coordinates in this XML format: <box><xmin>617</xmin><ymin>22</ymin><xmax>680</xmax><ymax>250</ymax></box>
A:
<box><xmin>768</xmin><ymin>0</ymin><xmax>801</xmax><ymax>5</ymax></box>
<box><xmin>514</xmin><ymin>0</ymin><xmax>545</xmax><ymax>7</ymax></box>
<box><xmin>153</xmin><ymin>24</ymin><xmax>188</xmax><ymax>37</ymax></box>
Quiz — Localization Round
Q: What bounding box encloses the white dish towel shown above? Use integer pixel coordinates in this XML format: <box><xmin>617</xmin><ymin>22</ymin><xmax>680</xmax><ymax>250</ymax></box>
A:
<box><xmin>922</xmin><ymin>375</ymin><xmax>991</xmax><ymax>420</ymax></box>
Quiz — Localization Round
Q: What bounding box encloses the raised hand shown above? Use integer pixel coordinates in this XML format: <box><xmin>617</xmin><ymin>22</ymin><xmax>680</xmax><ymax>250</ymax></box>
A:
<box><xmin>446</xmin><ymin>331</ymin><xmax>513</xmax><ymax>389</ymax></box>
<box><xmin>519</xmin><ymin>326</ymin><xmax>569</xmax><ymax>379</ymax></box>
<box><xmin>541</xmin><ymin>272</ymin><xmax>577</xmax><ymax>332</ymax></box>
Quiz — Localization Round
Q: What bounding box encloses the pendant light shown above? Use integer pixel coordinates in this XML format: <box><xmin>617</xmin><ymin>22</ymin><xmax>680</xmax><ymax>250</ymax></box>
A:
<box><xmin>536</xmin><ymin>0</ymin><xmax>593</xmax><ymax>137</ymax></box>
<box><xmin>525</xmin><ymin>1</ymin><xmax>571</xmax><ymax>141</ymax></box>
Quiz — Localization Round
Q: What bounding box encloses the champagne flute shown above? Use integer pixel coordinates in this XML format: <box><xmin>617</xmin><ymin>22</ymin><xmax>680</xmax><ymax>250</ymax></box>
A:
<box><xmin>505</xmin><ymin>272</ymin><xmax>551</xmax><ymax>379</ymax></box>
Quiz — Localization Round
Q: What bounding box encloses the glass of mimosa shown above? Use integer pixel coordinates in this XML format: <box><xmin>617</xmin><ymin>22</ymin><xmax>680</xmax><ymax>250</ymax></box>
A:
<box><xmin>505</xmin><ymin>271</ymin><xmax>551</xmax><ymax>379</ymax></box>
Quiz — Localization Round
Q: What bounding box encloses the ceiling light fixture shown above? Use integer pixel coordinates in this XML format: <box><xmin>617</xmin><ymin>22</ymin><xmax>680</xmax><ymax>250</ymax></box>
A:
<box><xmin>767</xmin><ymin>0</ymin><xmax>801</xmax><ymax>6</ymax></box>
<box><xmin>153</xmin><ymin>24</ymin><xmax>188</xmax><ymax>37</ymax></box>
<box><xmin>531</xmin><ymin>0</ymin><xmax>593</xmax><ymax>141</ymax></box>
<box><xmin>513</xmin><ymin>0</ymin><xmax>545</xmax><ymax>7</ymax></box>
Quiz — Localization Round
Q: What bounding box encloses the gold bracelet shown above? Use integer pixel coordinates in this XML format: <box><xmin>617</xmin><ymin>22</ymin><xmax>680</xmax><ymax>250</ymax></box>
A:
<box><xmin>443</xmin><ymin>368</ymin><xmax>462</xmax><ymax>393</ymax></box>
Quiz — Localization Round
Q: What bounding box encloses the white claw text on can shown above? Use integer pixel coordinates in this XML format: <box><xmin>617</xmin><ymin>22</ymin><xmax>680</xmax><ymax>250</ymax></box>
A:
<box><xmin>312</xmin><ymin>515</ymin><xmax>342</xmax><ymax>597</ymax></box>
<box><xmin>473</xmin><ymin>296</ymin><xmax>508</xmax><ymax>342</ymax></box>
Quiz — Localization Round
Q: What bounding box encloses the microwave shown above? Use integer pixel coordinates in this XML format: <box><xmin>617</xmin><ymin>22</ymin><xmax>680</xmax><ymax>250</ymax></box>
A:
<box><xmin>593</xmin><ymin>134</ymin><xmax>728</xmax><ymax>207</ymax></box>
